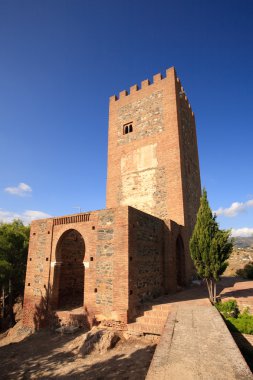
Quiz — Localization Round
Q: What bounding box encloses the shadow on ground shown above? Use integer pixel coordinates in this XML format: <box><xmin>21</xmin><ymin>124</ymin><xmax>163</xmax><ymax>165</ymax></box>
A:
<box><xmin>220</xmin><ymin>288</ymin><xmax>253</xmax><ymax>300</ymax></box>
<box><xmin>232</xmin><ymin>332</ymin><xmax>253</xmax><ymax>372</ymax></box>
<box><xmin>57</xmin><ymin>345</ymin><xmax>156</xmax><ymax>380</ymax></box>
<box><xmin>0</xmin><ymin>329</ymin><xmax>155</xmax><ymax>379</ymax></box>
<box><xmin>0</xmin><ymin>330</ymin><xmax>79</xmax><ymax>379</ymax></box>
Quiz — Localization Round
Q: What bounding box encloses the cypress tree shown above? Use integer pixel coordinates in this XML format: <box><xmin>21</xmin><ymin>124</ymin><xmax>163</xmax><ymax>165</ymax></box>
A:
<box><xmin>190</xmin><ymin>189</ymin><xmax>233</xmax><ymax>303</ymax></box>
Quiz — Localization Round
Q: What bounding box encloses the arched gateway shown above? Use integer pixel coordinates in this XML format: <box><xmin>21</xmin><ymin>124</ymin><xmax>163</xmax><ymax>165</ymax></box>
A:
<box><xmin>53</xmin><ymin>229</ymin><xmax>85</xmax><ymax>310</ymax></box>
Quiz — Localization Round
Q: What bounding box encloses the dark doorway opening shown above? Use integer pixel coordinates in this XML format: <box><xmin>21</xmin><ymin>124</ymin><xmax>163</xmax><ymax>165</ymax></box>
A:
<box><xmin>53</xmin><ymin>229</ymin><xmax>85</xmax><ymax>310</ymax></box>
<box><xmin>176</xmin><ymin>235</ymin><xmax>185</xmax><ymax>287</ymax></box>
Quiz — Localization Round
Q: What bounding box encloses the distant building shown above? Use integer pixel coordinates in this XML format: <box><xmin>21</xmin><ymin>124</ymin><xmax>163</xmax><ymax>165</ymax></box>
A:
<box><xmin>23</xmin><ymin>67</ymin><xmax>201</xmax><ymax>329</ymax></box>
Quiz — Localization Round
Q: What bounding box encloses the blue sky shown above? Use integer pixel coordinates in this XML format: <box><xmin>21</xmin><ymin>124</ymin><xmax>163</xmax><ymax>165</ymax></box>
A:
<box><xmin>0</xmin><ymin>0</ymin><xmax>252</xmax><ymax>236</ymax></box>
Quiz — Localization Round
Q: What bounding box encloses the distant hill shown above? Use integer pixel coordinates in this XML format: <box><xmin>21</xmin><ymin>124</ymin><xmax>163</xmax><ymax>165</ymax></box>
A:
<box><xmin>234</xmin><ymin>236</ymin><xmax>253</xmax><ymax>248</ymax></box>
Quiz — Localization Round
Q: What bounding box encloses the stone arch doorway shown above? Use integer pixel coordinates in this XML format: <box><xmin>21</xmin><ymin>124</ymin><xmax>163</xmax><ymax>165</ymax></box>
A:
<box><xmin>53</xmin><ymin>229</ymin><xmax>85</xmax><ymax>310</ymax></box>
<box><xmin>176</xmin><ymin>235</ymin><xmax>185</xmax><ymax>287</ymax></box>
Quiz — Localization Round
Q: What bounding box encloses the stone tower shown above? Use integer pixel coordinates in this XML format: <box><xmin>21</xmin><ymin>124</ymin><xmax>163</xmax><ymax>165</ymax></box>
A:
<box><xmin>106</xmin><ymin>67</ymin><xmax>201</xmax><ymax>237</ymax></box>
<box><xmin>22</xmin><ymin>67</ymin><xmax>201</xmax><ymax>330</ymax></box>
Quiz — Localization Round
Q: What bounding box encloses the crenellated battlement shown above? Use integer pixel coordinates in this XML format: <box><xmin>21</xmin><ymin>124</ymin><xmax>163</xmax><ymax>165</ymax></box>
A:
<box><xmin>110</xmin><ymin>67</ymin><xmax>174</xmax><ymax>102</ymax></box>
<box><xmin>110</xmin><ymin>66</ymin><xmax>194</xmax><ymax>116</ymax></box>
<box><xmin>176</xmin><ymin>77</ymin><xmax>194</xmax><ymax>116</ymax></box>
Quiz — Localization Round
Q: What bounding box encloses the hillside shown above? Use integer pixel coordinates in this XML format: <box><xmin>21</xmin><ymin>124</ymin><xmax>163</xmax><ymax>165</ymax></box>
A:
<box><xmin>224</xmin><ymin>246</ymin><xmax>253</xmax><ymax>277</ymax></box>
<box><xmin>234</xmin><ymin>236</ymin><xmax>253</xmax><ymax>249</ymax></box>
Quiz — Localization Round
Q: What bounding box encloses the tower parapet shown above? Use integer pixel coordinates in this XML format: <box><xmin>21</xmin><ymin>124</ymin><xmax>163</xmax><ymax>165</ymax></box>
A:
<box><xmin>109</xmin><ymin>68</ymin><xmax>173</xmax><ymax>101</ymax></box>
<box><xmin>110</xmin><ymin>67</ymin><xmax>192</xmax><ymax>117</ymax></box>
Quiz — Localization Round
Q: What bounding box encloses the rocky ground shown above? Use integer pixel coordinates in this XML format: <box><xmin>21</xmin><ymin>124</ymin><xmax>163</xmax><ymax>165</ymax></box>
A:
<box><xmin>0</xmin><ymin>324</ymin><xmax>158</xmax><ymax>379</ymax></box>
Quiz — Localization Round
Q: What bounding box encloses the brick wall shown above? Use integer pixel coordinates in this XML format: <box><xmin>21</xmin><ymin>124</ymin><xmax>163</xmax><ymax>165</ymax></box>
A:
<box><xmin>23</xmin><ymin>207</ymin><xmax>130</xmax><ymax>329</ymax></box>
<box><xmin>128</xmin><ymin>208</ymin><xmax>165</xmax><ymax>319</ymax></box>
<box><xmin>23</xmin><ymin>218</ymin><xmax>53</xmax><ymax>329</ymax></box>
<box><xmin>127</xmin><ymin>208</ymin><xmax>191</xmax><ymax>319</ymax></box>
<box><xmin>176</xmin><ymin>77</ymin><xmax>201</xmax><ymax>238</ymax></box>
<box><xmin>107</xmin><ymin>67</ymin><xmax>196</xmax><ymax>227</ymax></box>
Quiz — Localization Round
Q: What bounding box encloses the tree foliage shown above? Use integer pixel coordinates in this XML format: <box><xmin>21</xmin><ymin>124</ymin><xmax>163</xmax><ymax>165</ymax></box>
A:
<box><xmin>0</xmin><ymin>220</ymin><xmax>30</xmax><ymax>298</ymax></box>
<box><xmin>190</xmin><ymin>189</ymin><xmax>233</xmax><ymax>303</ymax></box>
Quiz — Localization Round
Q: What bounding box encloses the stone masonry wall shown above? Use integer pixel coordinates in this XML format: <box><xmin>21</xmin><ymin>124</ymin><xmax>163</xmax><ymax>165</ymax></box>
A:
<box><xmin>106</xmin><ymin>67</ymin><xmax>201</xmax><ymax>284</ymax></box>
<box><xmin>117</xmin><ymin>143</ymin><xmax>168</xmax><ymax>220</ymax></box>
<box><xmin>128</xmin><ymin>207</ymin><xmax>165</xmax><ymax>319</ymax></box>
<box><xmin>95</xmin><ymin>210</ymin><xmax>115</xmax><ymax>309</ymax></box>
<box><xmin>107</xmin><ymin>67</ymin><xmax>188</xmax><ymax>227</ymax></box>
<box><xmin>23</xmin><ymin>218</ymin><xmax>53</xmax><ymax>329</ymax></box>
<box><xmin>117</xmin><ymin>90</ymin><xmax>164</xmax><ymax>145</ymax></box>
<box><xmin>176</xmin><ymin>77</ymin><xmax>201</xmax><ymax>239</ymax></box>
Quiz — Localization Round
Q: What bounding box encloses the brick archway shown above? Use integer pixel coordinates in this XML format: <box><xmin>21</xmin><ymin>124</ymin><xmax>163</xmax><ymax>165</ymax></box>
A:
<box><xmin>53</xmin><ymin>229</ymin><xmax>85</xmax><ymax>310</ymax></box>
<box><xmin>176</xmin><ymin>235</ymin><xmax>185</xmax><ymax>287</ymax></box>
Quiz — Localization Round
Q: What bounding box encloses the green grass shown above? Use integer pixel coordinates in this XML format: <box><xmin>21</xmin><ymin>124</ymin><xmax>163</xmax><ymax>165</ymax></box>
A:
<box><xmin>216</xmin><ymin>300</ymin><xmax>253</xmax><ymax>335</ymax></box>
<box><xmin>216</xmin><ymin>299</ymin><xmax>239</xmax><ymax>318</ymax></box>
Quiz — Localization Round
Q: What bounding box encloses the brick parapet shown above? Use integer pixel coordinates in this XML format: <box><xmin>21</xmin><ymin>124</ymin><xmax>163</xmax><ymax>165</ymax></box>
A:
<box><xmin>110</xmin><ymin>67</ymin><xmax>179</xmax><ymax>103</ymax></box>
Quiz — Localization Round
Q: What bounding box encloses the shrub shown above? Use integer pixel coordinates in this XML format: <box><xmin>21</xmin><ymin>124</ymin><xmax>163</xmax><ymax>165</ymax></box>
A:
<box><xmin>216</xmin><ymin>300</ymin><xmax>253</xmax><ymax>335</ymax></box>
<box><xmin>226</xmin><ymin>310</ymin><xmax>253</xmax><ymax>335</ymax></box>
<box><xmin>236</xmin><ymin>263</ymin><xmax>253</xmax><ymax>279</ymax></box>
<box><xmin>216</xmin><ymin>299</ymin><xmax>239</xmax><ymax>318</ymax></box>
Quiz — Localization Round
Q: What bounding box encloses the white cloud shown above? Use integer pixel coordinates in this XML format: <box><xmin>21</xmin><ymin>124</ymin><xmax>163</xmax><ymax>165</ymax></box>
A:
<box><xmin>0</xmin><ymin>209</ymin><xmax>51</xmax><ymax>225</ymax></box>
<box><xmin>231</xmin><ymin>228</ymin><xmax>253</xmax><ymax>237</ymax></box>
<box><xmin>4</xmin><ymin>182</ymin><xmax>32</xmax><ymax>196</ymax></box>
<box><xmin>214</xmin><ymin>199</ymin><xmax>253</xmax><ymax>217</ymax></box>
<box><xmin>22</xmin><ymin>210</ymin><xmax>52</xmax><ymax>224</ymax></box>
